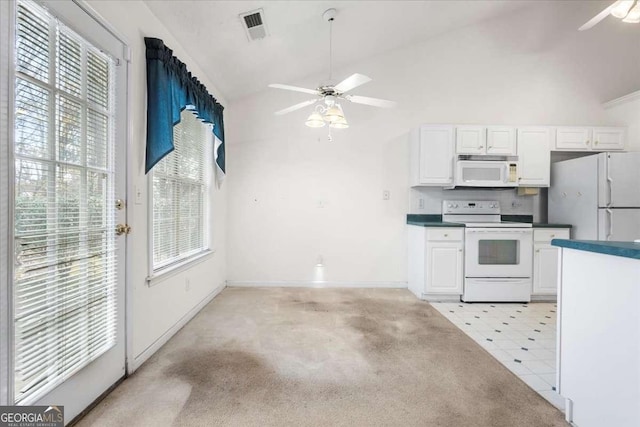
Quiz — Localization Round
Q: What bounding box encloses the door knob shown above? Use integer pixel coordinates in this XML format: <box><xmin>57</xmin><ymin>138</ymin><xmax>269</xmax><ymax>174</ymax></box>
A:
<box><xmin>115</xmin><ymin>224</ymin><xmax>131</xmax><ymax>236</ymax></box>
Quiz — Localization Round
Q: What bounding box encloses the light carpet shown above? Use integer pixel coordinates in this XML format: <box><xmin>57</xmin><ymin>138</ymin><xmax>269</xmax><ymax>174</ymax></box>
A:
<box><xmin>76</xmin><ymin>288</ymin><xmax>568</xmax><ymax>426</ymax></box>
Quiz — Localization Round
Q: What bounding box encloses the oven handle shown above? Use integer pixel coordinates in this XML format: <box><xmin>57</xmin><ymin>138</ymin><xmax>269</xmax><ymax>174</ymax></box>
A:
<box><xmin>466</xmin><ymin>229</ymin><xmax>532</xmax><ymax>234</ymax></box>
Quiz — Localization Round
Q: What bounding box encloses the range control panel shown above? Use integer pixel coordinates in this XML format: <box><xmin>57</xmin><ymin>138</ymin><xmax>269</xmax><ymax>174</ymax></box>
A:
<box><xmin>442</xmin><ymin>200</ymin><xmax>500</xmax><ymax>215</ymax></box>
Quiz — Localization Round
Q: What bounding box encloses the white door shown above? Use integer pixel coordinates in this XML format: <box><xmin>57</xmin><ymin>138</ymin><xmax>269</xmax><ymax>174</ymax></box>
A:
<box><xmin>598</xmin><ymin>209</ymin><xmax>640</xmax><ymax>241</ymax></box>
<box><xmin>517</xmin><ymin>127</ymin><xmax>551</xmax><ymax>186</ymax></box>
<box><xmin>532</xmin><ymin>245</ymin><xmax>559</xmax><ymax>295</ymax></box>
<box><xmin>486</xmin><ymin>126</ymin><xmax>516</xmax><ymax>155</ymax></box>
<box><xmin>426</xmin><ymin>242</ymin><xmax>463</xmax><ymax>294</ymax></box>
<box><xmin>455</xmin><ymin>126</ymin><xmax>486</xmax><ymax>154</ymax></box>
<box><xmin>604</xmin><ymin>153</ymin><xmax>640</xmax><ymax>208</ymax></box>
<box><xmin>4</xmin><ymin>0</ymin><xmax>127</xmax><ymax>422</ymax></box>
<box><xmin>418</xmin><ymin>125</ymin><xmax>454</xmax><ymax>185</ymax></box>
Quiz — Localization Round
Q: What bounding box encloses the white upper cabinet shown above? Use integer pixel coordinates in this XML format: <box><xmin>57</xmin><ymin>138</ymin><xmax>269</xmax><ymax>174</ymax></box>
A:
<box><xmin>556</xmin><ymin>127</ymin><xmax>592</xmax><ymax>151</ymax></box>
<box><xmin>455</xmin><ymin>126</ymin><xmax>486</xmax><ymax>154</ymax></box>
<box><xmin>517</xmin><ymin>127</ymin><xmax>551</xmax><ymax>187</ymax></box>
<box><xmin>410</xmin><ymin>125</ymin><xmax>455</xmax><ymax>186</ymax></box>
<box><xmin>592</xmin><ymin>127</ymin><xmax>625</xmax><ymax>150</ymax></box>
<box><xmin>555</xmin><ymin>126</ymin><xmax>625</xmax><ymax>151</ymax></box>
<box><xmin>456</xmin><ymin>126</ymin><xmax>516</xmax><ymax>155</ymax></box>
<box><xmin>486</xmin><ymin>126</ymin><xmax>516</xmax><ymax>155</ymax></box>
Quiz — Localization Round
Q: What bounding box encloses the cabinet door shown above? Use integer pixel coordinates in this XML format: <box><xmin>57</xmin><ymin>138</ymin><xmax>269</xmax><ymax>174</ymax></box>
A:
<box><xmin>556</xmin><ymin>127</ymin><xmax>592</xmax><ymax>151</ymax></box>
<box><xmin>426</xmin><ymin>242</ymin><xmax>463</xmax><ymax>294</ymax></box>
<box><xmin>486</xmin><ymin>126</ymin><xmax>516</xmax><ymax>155</ymax></box>
<box><xmin>533</xmin><ymin>244</ymin><xmax>559</xmax><ymax>295</ymax></box>
<box><xmin>517</xmin><ymin>127</ymin><xmax>551</xmax><ymax>187</ymax></box>
<box><xmin>456</xmin><ymin>126</ymin><xmax>486</xmax><ymax>154</ymax></box>
<box><xmin>418</xmin><ymin>125</ymin><xmax>455</xmax><ymax>185</ymax></box>
<box><xmin>592</xmin><ymin>127</ymin><xmax>625</xmax><ymax>151</ymax></box>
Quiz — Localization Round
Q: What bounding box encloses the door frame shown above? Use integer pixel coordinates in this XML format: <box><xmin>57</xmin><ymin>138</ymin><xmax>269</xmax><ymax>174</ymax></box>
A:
<box><xmin>0</xmin><ymin>0</ymin><xmax>133</xmax><ymax>412</ymax></box>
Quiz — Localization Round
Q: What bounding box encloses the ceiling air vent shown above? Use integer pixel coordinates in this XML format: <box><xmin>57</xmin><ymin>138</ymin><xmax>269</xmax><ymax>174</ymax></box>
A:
<box><xmin>240</xmin><ymin>9</ymin><xmax>268</xmax><ymax>41</ymax></box>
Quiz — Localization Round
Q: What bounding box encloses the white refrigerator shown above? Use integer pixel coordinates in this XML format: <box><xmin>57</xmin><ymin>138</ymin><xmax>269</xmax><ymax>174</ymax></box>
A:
<box><xmin>549</xmin><ymin>152</ymin><xmax>640</xmax><ymax>241</ymax></box>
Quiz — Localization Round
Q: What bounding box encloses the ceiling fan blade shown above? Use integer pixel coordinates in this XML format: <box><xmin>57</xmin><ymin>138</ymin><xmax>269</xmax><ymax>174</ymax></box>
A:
<box><xmin>346</xmin><ymin>95</ymin><xmax>397</xmax><ymax>109</ymax></box>
<box><xmin>333</xmin><ymin>73</ymin><xmax>372</xmax><ymax>93</ymax></box>
<box><xmin>268</xmin><ymin>84</ymin><xmax>320</xmax><ymax>95</ymax></box>
<box><xmin>578</xmin><ymin>1</ymin><xmax>618</xmax><ymax>31</ymax></box>
<box><xmin>274</xmin><ymin>99</ymin><xmax>318</xmax><ymax>116</ymax></box>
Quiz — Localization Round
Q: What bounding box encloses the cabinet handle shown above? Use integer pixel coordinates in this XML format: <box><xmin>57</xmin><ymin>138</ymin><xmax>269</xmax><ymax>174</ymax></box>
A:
<box><xmin>595</xmin><ymin>140</ymin><xmax>599</xmax><ymax>146</ymax></box>
<box><xmin>536</xmin><ymin>249</ymin><xmax>540</xmax><ymax>253</ymax></box>
<box><xmin>551</xmin><ymin>234</ymin><xmax>555</xmax><ymax>238</ymax></box>
<box><xmin>585</xmin><ymin>140</ymin><xmax>590</xmax><ymax>145</ymax></box>
<box><xmin>459</xmin><ymin>249</ymin><xmax>463</xmax><ymax>252</ymax></box>
<box><xmin>478</xmin><ymin>146</ymin><xmax>483</xmax><ymax>149</ymax></box>
<box><xmin>488</xmin><ymin>146</ymin><xmax>493</xmax><ymax>148</ymax></box>
<box><xmin>444</xmin><ymin>234</ymin><xmax>448</xmax><ymax>237</ymax></box>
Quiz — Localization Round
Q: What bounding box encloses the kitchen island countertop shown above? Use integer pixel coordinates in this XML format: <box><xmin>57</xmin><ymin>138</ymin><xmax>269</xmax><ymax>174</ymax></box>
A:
<box><xmin>551</xmin><ymin>239</ymin><xmax>640</xmax><ymax>260</ymax></box>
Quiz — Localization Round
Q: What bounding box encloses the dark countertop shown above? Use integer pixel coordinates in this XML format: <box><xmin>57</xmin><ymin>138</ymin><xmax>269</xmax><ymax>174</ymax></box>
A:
<box><xmin>551</xmin><ymin>239</ymin><xmax>640</xmax><ymax>260</ymax></box>
<box><xmin>501</xmin><ymin>215</ymin><xmax>572</xmax><ymax>228</ymax></box>
<box><xmin>406</xmin><ymin>214</ymin><xmax>465</xmax><ymax>228</ymax></box>
<box><xmin>407</xmin><ymin>214</ymin><xmax>571</xmax><ymax>228</ymax></box>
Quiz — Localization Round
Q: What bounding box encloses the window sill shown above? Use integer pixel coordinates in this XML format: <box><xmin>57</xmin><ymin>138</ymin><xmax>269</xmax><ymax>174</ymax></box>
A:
<box><xmin>146</xmin><ymin>249</ymin><xmax>215</xmax><ymax>287</ymax></box>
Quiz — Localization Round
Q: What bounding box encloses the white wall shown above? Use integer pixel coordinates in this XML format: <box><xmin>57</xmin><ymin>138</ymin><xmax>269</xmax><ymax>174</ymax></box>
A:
<box><xmin>226</xmin><ymin>1</ymin><xmax>640</xmax><ymax>285</ymax></box>
<box><xmin>85</xmin><ymin>0</ymin><xmax>227</xmax><ymax>370</ymax></box>
<box><xmin>604</xmin><ymin>92</ymin><xmax>640</xmax><ymax>151</ymax></box>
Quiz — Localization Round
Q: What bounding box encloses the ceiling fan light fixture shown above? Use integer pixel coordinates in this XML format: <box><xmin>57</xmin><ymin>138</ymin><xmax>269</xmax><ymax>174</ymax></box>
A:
<box><xmin>611</xmin><ymin>0</ymin><xmax>635</xmax><ymax>18</ymax></box>
<box><xmin>305</xmin><ymin>111</ymin><xmax>326</xmax><ymax>128</ymax></box>
<box><xmin>323</xmin><ymin>104</ymin><xmax>345</xmax><ymax>123</ymax></box>
<box><xmin>622</xmin><ymin>3</ymin><xmax>640</xmax><ymax>22</ymax></box>
<box><xmin>329</xmin><ymin>116</ymin><xmax>349</xmax><ymax>129</ymax></box>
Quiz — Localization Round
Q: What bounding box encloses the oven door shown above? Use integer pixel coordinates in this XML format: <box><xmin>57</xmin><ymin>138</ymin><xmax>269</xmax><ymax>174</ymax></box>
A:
<box><xmin>465</xmin><ymin>228</ymin><xmax>533</xmax><ymax>278</ymax></box>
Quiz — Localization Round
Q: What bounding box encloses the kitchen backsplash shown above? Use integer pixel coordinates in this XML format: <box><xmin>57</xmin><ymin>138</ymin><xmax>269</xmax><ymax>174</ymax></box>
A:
<box><xmin>410</xmin><ymin>187</ymin><xmax>544</xmax><ymax>221</ymax></box>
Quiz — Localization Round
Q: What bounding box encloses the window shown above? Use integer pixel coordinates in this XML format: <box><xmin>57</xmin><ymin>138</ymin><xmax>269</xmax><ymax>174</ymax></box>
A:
<box><xmin>12</xmin><ymin>0</ymin><xmax>117</xmax><ymax>403</ymax></box>
<box><xmin>151</xmin><ymin>110</ymin><xmax>211</xmax><ymax>273</ymax></box>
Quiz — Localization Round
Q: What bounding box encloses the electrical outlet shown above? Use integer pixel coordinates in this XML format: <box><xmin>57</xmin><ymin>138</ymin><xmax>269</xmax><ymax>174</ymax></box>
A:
<box><xmin>418</xmin><ymin>198</ymin><xmax>425</xmax><ymax>209</ymax></box>
<box><xmin>185</xmin><ymin>278</ymin><xmax>190</xmax><ymax>292</ymax></box>
<box><xmin>383</xmin><ymin>190</ymin><xmax>390</xmax><ymax>200</ymax></box>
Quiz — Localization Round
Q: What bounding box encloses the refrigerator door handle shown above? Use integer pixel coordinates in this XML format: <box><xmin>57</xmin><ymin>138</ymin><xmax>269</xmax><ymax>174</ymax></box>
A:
<box><xmin>606</xmin><ymin>208</ymin><xmax>613</xmax><ymax>241</ymax></box>
<box><xmin>606</xmin><ymin>154</ymin><xmax>613</xmax><ymax>207</ymax></box>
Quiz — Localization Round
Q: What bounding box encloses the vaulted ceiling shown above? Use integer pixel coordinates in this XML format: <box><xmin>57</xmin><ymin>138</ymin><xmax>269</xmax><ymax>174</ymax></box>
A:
<box><xmin>143</xmin><ymin>1</ymin><xmax>624</xmax><ymax>102</ymax></box>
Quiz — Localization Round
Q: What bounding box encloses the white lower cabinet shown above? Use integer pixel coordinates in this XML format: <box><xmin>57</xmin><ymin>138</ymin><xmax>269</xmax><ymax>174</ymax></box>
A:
<box><xmin>532</xmin><ymin>228</ymin><xmax>570</xmax><ymax>297</ymax></box>
<box><xmin>408</xmin><ymin>226</ymin><xmax>463</xmax><ymax>300</ymax></box>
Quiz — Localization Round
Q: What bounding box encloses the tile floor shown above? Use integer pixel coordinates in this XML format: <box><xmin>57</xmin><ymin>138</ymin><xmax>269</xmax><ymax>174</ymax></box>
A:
<box><xmin>431</xmin><ymin>301</ymin><xmax>565</xmax><ymax>411</ymax></box>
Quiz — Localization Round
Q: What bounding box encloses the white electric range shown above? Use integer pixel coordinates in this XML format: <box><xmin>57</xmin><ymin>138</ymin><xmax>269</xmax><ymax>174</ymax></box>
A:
<box><xmin>443</xmin><ymin>200</ymin><xmax>533</xmax><ymax>302</ymax></box>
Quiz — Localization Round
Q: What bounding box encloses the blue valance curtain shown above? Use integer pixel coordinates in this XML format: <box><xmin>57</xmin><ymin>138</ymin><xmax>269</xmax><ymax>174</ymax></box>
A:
<box><xmin>144</xmin><ymin>37</ymin><xmax>225</xmax><ymax>177</ymax></box>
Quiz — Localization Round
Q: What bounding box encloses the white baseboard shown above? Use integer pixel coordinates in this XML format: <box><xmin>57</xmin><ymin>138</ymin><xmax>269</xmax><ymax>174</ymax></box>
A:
<box><xmin>531</xmin><ymin>294</ymin><xmax>557</xmax><ymax>302</ymax></box>
<box><xmin>128</xmin><ymin>283</ymin><xmax>226</xmax><ymax>373</ymax></box>
<box><xmin>422</xmin><ymin>293</ymin><xmax>462</xmax><ymax>302</ymax></box>
<box><xmin>226</xmin><ymin>280</ymin><xmax>407</xmax><ymax>289</ymax></box>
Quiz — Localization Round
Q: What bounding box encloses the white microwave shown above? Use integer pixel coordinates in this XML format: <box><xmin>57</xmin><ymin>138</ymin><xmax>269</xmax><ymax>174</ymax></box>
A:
<box><xmin>455</xmin><ymin>156</ymin><xmax>519</xmax><ymax>187</ymax></box>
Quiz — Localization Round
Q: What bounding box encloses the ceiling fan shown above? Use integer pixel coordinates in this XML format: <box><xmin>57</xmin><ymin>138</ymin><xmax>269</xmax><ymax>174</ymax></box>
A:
<box><xmin>268</xmin><ymin>8</ymin><xmax>397</xmax><ymax>130</ymax></box>
<box><xmin>579</xmin><ymin>0</ymin><xmax>640</xmax><ymax>31</ymax></box>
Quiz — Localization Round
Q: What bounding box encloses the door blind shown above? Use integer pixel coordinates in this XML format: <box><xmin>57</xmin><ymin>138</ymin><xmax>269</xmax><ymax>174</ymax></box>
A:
<box><xmin>152</xmin><ymin>110</ymin><xmax>209</xmax><ymax>271</ymax></box>
<box><xmin>13</xmin><ymin>0</ymin><xmax>117</xmax><ymax>403</ymax></box>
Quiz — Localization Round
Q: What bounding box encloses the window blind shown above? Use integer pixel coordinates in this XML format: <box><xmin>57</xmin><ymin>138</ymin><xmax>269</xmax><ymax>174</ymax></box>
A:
<box><xmin>152</xmin><ymin>110</ymin><xmax>209</xmax><ymax>271</ymax></box>
<box><xmin>13</xmin><ymin>0</ymin><xmax>117</xmax><ymax>403</ymax></box>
